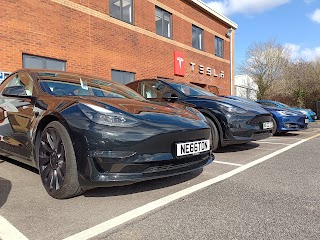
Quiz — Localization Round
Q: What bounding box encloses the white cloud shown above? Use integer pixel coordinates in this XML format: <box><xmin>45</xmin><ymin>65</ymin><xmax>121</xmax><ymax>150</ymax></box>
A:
<box><xmin>204</xmin><ymin>0</ymin><xmax>291</xmax><ymax>16</ymax></box>
<box><xmin>285</xmin><ymin>43</ymin><xmax>320</xmax><ymax>61</ymax></box>
<box><xmin>309</xmin><ymin>9</ymin><xmax>320</xmax><ymax>23</ymax></box>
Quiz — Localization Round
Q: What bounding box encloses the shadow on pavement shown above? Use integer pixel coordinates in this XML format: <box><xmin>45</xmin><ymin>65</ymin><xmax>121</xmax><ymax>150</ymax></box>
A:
<box><xmin>84</xmin><ymin>168</ymin><xmax>203</xmax><ymax>197</ymax></box>
<box><xmin>1</xmin><ymin>157</ymin><xmax>38</xmax><ymax>175</ymax></box>
<box><xmin>214</xmin><ymin>142</ymin><xmax>260</xmax><ymax>153</ymax></box>
<box><xmin>273</xmin><ymin>132</ymin><xmax>299</xmax><ymax>137</ymax></box>
<box><xmin>0</xmin><ymin>175</ymin><xmax>12</xmax><ymax>208</ymax></box>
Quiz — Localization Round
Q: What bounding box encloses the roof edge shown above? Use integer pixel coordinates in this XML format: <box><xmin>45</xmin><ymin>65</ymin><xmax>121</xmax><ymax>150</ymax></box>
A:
<box><xmin>187</xmin><ymin>0</ymin><xmax>238</xmax><ymax>29</ymax></box>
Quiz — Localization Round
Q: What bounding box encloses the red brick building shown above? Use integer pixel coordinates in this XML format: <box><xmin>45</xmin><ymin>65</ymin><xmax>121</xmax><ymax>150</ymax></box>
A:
<box><xmin>0</xmin><ymin>0</ymin><xmax>237</xmax><ymax>95</ymax></box>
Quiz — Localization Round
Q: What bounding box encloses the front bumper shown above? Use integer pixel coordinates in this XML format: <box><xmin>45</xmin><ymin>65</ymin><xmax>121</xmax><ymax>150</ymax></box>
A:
<box><xmin>66</xmin><ymin>118</ymin><xmax>213</xmax><ymax>190</ymax></box>
<box><xmin>222</xmin><ymin>113</ymin><xmax>273</xmax><ymax>145</ymax></box>
<box><xmin>277</xmin><ymin>116</ymin><xmax>308</xmax><ymax>132</ymax></box>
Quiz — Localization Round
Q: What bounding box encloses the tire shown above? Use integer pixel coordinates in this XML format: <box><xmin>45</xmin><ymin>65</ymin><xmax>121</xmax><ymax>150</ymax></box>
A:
<box><xmin>271</xmin><ymin>117</ymin><xmax>277</xmax><ymax>135</ymax></box>
<box><xmin>37</xmin><ymin>121</ymin><xmax>83</xmax><ymax>199</ymax></box>
<box><xmin>205</xmin><ymin>117</ymin><xmax>220</xmax><ymax>152</ymax></box>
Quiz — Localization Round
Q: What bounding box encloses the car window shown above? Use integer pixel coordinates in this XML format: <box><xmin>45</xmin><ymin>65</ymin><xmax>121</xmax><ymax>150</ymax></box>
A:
<box><xmin>1</xmin><ymin>72</ymin><xmax>35</xmax><ymax>96</ymax></box>
<box><xmin>168</xmin><ymin>82</ymin><xmax>215</xmax><ymax>97</ymax></box>
<box><xmin>140</xmin><ymin>81</ymin><xmax>173</xmax><ymax>99</ymax></box>
<box><xmin>259</xmin><ymin>102</ymin><xmax>275</xmax><ymax>107</ymax></box>
<box><xmin>39</xmin><ymin>78</ymin><xmax>145</xmax><ymax>100</ymax></box>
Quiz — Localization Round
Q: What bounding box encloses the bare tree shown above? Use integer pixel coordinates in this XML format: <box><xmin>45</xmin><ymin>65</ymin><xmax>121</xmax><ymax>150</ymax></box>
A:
<box><xmin>238</xmin><ymin>38</ymin><xmax>291</xmax><ymax>100</ymax></box>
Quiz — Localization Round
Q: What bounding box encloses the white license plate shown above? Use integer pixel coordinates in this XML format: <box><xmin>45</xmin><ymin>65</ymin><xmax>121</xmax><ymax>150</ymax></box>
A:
<box><xmin>305</xmin><ymin>119</ymin><xmax>309</xmax><ymax>123</ymax></box>
<box><xmin>263</xmin><ymin>122</ymin><xmax>273</xmax><ymax>129</ymax></box>
<box><xmin>176</xmin><ymin>139</ymin><xmax>210</xmax><ymax>157</ymax></box>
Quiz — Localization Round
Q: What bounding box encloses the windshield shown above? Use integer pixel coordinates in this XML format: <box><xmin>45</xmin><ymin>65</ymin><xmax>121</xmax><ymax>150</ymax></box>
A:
<box><xmin>277</xmin><ymin>102</ymin><xmax>290</xmax><ymax>108</ymax></box>
<box><xmin>168</xmin><ymin>82</ymin><xmax>216</xmax><ymax>97</ymax></box>
<box><xmin>39</xmin><ymin>77</ymin><xmax>145</xmax><ymax>100</ymax></box>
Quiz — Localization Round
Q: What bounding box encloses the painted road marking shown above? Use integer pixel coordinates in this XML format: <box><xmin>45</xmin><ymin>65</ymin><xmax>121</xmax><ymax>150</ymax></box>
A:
<box><xmin>255</xmin><ymin>141</ymin><xmax>291</xmax><ymax>145</ymax></box>
<box><xmin>271</xmin><ymin>137</ymin><xmax>305</xmax><ymax>140</ymax></box>
<box><xmin>0</xmin><ymin>216</ymin><xmax>29</xmax><ymax>240</ymax></box>
<box><xmin>63</xmin><ymin>133</ymin><xmax>320</xmax><ymax>240</ymax></box>
<box><xmin>213</xmin><ymin>161</ymin><xmax>243</xmax><ymax>167</ymax></box>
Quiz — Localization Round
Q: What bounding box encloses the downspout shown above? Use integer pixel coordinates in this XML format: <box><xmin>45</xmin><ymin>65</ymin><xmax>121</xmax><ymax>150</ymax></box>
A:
<box><xmin>230</xmin><ymin>29</ymin><xmax>233</xmax><ymax>95</ymax></box>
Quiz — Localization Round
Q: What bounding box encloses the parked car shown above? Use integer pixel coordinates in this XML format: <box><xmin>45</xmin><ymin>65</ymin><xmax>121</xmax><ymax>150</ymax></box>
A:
<box><xmin>222</xmin><ymin>96</ymin><xmax>309</xmax><ymax>135</ymax></box>
<box><xmin>127</xmin><ymin>79</ymin><xmax>273</xmax><ymax>151</ymax></box>
<box><xmin>256</xmin><ymin>100</ymin><xmax>317</xmax><ymax>122</ymax></box>
<box><xmin>0</xmin><ymin>69</ymin><xmax>213</xmax><ymax>199</ymax></box>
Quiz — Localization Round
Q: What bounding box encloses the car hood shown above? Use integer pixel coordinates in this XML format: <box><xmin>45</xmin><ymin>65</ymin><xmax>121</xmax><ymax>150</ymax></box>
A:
<box><xmin>291</xmin><ymin>107</ymin><xmax>315</xmax><ymax>114</ymax></box>
<box><xmin>188</xmin><ymin>95</ymin><xmax>269</xmax><ymax>113</ymax></box>
<box><xmin>54</xmin><ymin>96</ymin><xmax>203</xmax><ymax>121</ymax></box>
<box><xmin>262</xmin><ymin>106</ymin><xmax>305</xmax><ymax>115</ymax></box>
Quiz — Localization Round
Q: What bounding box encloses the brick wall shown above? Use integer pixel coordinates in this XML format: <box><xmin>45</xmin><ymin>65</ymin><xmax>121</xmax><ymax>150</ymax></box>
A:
<box><xmin>0</xmin><ymin>0</ymin><xmax>234</xmax><ymax>95</ymax></box>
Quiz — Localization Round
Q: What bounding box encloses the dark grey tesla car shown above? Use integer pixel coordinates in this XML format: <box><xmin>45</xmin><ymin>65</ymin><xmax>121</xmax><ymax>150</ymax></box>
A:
<box><xmin>0</xmin><ymin>69</ymin><xmax>213</xmax><ymax>198</ymax></box>
<box><xmin>127</xmin><ymin>79</ymin><xmax>273</xmax><ymax>151</ymax></box>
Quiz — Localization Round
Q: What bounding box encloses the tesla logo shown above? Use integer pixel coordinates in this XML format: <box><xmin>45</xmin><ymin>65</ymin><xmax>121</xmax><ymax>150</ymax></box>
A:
<box><xmin>174</xmin><ymin>51</ymin><xmax>185</xmax><ymax>76</ymax></box>
<box><xmin>176</xmin><ymin>57</ymin><xmax>184</xmax><ymax>69</ymax></box>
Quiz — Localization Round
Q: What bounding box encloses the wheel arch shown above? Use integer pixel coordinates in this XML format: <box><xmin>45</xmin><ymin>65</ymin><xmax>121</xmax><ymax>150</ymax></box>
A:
<box><xmin>196</xmin><ymin>108</ymin><xmax>223</xmax><ymax>145</ymax></box>
<box><xmin>32</xmin><ymin>113</ymin><xmax>71</xmax><ymax>168</ymax></box>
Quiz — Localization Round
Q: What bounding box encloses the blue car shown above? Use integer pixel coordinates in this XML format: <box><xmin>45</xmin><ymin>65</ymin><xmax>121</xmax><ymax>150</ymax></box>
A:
<box><xmin>222</xmin><ymin>96</ymin><xmax>308</xmax><ymax>135</ymax></box>
<box><xmin>256</xmin><ymin>100</ymin><xmax>317</xmax><ymax>122</ymax></box>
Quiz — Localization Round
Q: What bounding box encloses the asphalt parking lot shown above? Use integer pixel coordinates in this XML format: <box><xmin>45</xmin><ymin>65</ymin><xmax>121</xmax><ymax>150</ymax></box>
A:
<box><xmin>1</xmin><ymin>121</ymin><xmax>320</xmax><ymax>240</ymax></box>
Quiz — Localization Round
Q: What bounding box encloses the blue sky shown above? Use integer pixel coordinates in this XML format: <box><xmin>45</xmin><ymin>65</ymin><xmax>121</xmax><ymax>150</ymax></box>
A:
<box><xmin>203</xmin><ymin>0</ymin><xmax>320</xmax><ymax>72</ymax></box>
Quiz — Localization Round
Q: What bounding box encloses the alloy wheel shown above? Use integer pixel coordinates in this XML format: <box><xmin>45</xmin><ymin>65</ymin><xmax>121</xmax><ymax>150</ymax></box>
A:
<box><xmin>39</xmin><ymin>127</ymin><xmax>66</xmax><ymax>194</ymax></box>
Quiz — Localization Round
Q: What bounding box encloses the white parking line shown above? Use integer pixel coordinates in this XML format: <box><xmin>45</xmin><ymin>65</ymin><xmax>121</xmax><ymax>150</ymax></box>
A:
<box><xmin>214</xmin><ymin>161</ymin><xmax>243</xmax><ymax>166</ymax></box>
<box><xmin>63</xmin><ymin>133</ymin><xmax>320</xmax><ymax>240</ymax></box>
<box><xmin>271</xmin><ymin>137</ymin><xmax>304</xmax><ymax>140</ymax></box>
<box><xmin>0</xmin><ymin>216</ymin><xmax>29</xmax><ymax>240</ymax></box>
<box><xmin>255</xmin><ymin>141</ymin><xmax>291</xmax><ymax>145</ymax></box>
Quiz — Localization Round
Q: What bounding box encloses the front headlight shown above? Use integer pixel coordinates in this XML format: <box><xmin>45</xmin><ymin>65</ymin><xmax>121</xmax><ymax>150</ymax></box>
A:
<box><xmin>78</xmin><ymin>103</ymin><xmax>140</xmax><ymax>127</ymax></box>
<box><xmin>277</xmin><ymin>110</ymin><xmax>299</xmax><ymax>116</ymax></box>
<box><xmin>217</xmin><ymin>102</ymin><xmax>247</xmax><ymax>114</ymax></box>
<box><xmin>186</xmin><ymin>107</ymin><xmax>206</xmax><ymax>121</ymax></box>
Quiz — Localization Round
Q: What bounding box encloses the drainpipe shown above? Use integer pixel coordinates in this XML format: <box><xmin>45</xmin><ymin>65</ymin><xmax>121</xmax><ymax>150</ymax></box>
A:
<box><xmin>229</xmin><ymin>28</ymin><xmax>233</xmax><ymax>95</ymax></box>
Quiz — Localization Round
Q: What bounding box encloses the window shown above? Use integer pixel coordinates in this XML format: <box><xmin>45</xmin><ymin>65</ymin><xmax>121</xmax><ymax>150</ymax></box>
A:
<box><xmin>155</xmin><ymin>7</ymin><xmax>172</xmax><ymax>38</ymax></box>
<box><xmin>111</xmin><ymin>69</ymin><xmax>135</xmax><ymax>85</ymax></box>
<box><xmin>23</xmin><ymin>54</ymin><xmax>66</xmax><ymax>71</ymax></box>
<box><xmin>2</xmin><ymin>72</ymin><xmax>35</xmax><ymax>96</ymax></box>
<box><xmin>192</xmin><ymin>25</ymin><xmax>203</xmax><ymax>50</ymax></box>
<box><xmin>140</xmin><ymin>80</ymin><xmax>172</xmax><ymax>99</ymax></box>
<box><xmin>109</xmin><ymin>0</ymin><xmax>133</xmax><ymax>24</ymax></box>
<box><xmin>215</xmin><ymin>37</ymin><xmax>224</xmax><ymax>58</ymax></box>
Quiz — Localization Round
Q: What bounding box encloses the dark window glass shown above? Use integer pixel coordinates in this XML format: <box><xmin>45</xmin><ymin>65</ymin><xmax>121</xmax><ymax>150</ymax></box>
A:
<box><xmin>110</xmin><ymin>0</ymin><xmax>133</xmax><ymax>23</ymax></box>
<box><xmin>111</xmin><ymin>69</ymin><xmax>135</xmax><ymax>85</ymax></box>
<box><xmin>155</xmin><ymin>7</ymin><xmax>172</xmax><ymax>38</ymax></box>
<box><xmin>168</xmin><ymin>82</ymin><xmax>215</xmax><ymax>97</ymax></box>
<box><xmin>140</xmin><ymin>80</ymin><xmax>172</xmax><ymax>99</ymax></box>
<box><xmin>192</xmin><ymin>25</ymin><xmax>203</xmax><ymax>50</ymax></box>
<box><xmin>22</xmin><ymin>54</ymin><xmax>66</xmax><ymax>71</ymax></box>
<box><xmin>215</xmin><ymin>37</ymin><xmax>224</xmax><ymax>58</ymax></box>
<box><xmin>38</xmin><ymin>77</ymin><xmax>143</xmax><ymax>100</ymax></box>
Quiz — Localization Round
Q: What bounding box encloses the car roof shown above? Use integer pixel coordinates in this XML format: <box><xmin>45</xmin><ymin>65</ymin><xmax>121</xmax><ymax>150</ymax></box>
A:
<box><xmin>16</xmin><ymin>69</ymin><xmax>112</xmax><ymax>83</ymax></box>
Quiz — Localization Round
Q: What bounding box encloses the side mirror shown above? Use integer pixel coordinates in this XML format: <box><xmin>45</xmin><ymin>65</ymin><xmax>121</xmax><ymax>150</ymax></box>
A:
<box><xmin>2</xmin><ymin>86</ymin><xmax>27</xmax><ymax>96</ymax></box>
<box><xmin>2</xmin><ymin>86</ymin><xmax>35</xmax><ymax>99</ymax></box>
<box><xmin>163</xmin><ymin>92</ymin><xmax>179</xmax><ymax>102</ymax></box>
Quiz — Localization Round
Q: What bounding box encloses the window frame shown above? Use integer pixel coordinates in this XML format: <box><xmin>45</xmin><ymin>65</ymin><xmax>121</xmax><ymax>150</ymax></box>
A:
<box><xmin>215</xmin><ymin>36</ymin><xmax>224</xmax><ymax>58</ymax></box>
<box><xmin>109</xmin><ymin>0</ymin><xmax>134</xmax><ymax>24</ymax></box>
<box><xmin>192</xmin><ymin>25</ymin><xmax>203</xmax><ymax>50</ymax></box>
<box><xmin>155</xmin><ymin>6</ymin><xmax>172</xmax><ymax>39</ymax></box>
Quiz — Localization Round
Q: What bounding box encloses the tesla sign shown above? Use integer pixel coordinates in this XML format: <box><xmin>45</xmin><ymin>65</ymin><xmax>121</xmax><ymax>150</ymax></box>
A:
<box><xmin>190</xmin><ymin>63</ymin><xmax>225</xmax><ymax>78</ymax></box>
<box><xmin>174</xmin><ymin>51</ymin><xmax>185</xmax><ymax>76</ymax></box>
